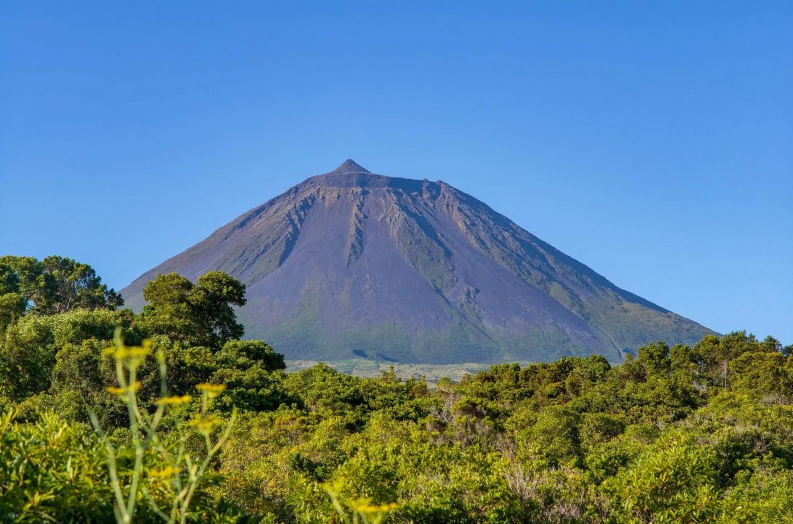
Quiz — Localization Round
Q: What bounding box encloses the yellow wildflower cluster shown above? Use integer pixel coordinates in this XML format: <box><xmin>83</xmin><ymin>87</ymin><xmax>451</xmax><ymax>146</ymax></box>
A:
<box><xmin>106</xmin><ymin>381</ymin><xmax>142</xmax><ymax>396</ymax></box>
<box><xmin>103</xmin><ymin>339</ymin><xmax>154</xmax><ymax>370</ymax></box>
<box><xmin>196</xmin><ymin>383</ymin><xmax>226</xmax><ymax>398</ymax></box>
<box><xmin>351</xmin><ymin>498</ymin><xmax>399</xmax><ymax>514</ymax></box>
<box><xmin>156</xmin><ymin>395</ymin><xmax>192</xmax><ymax>406</ymax></box>
<box><xmin>189</xmin><ymin>414</ymin><xmax>223</xmax><ymax>434</ymax></box>
<box><xmin>147</xmin><ymin>466</ymin><xmax>182</xmax><ymax>479</ymax></box>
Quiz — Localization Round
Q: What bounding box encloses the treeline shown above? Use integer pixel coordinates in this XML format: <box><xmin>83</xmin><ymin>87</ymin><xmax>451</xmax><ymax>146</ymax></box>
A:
<box><xmin>1</xmin><ymin>256</ymin><xmax>793</xmax><ymax>523</ymax></box>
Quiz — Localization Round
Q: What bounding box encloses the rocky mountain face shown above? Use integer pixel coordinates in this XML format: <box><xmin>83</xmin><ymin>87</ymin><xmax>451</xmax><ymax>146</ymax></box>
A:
<box><xmin>122</xmin><ymin>160</ymin><xmax>713</xmax><ymax>363</ymax></box>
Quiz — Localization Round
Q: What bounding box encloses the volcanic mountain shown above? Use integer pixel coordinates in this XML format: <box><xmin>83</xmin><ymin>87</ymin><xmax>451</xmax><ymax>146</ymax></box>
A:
<box><xmin>122</xmin><ymin>160</ymin><xmax>712</xmax><ymax>363</ymax></box>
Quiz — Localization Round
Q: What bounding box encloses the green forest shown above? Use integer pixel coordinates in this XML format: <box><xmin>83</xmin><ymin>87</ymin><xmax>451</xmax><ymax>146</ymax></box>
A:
<box><xmin>2</xmin><ymin>255</ymin><xmax>793</xmax><ymax>523</ymax></box>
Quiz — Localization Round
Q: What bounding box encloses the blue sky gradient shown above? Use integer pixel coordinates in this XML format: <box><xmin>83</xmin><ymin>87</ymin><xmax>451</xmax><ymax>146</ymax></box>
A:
<box><xmin>1</xmin><ymin>1</ymin><xmax>791</xmax><ymax>343</ymax></box>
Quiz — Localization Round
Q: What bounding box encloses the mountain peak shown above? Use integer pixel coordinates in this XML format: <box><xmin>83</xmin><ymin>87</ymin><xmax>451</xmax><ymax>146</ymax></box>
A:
<box><xmin>305</xmin><ymin>159</ymin><xmax>395</xmax><ymax>188</ymax></box>
<box><xmin>333</xmin><ymin>159</ymin><xmax>370</xmax><ymax>174</ymax></box>
<box><xmin>122</xmin><ymin>162</ymin><xmax>713</xmax><ymax>364</ymax></box>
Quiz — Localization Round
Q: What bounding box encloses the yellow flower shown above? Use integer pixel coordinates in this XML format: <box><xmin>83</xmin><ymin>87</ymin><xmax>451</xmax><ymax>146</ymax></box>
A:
<box><xmin>106</xmin><ymin>382</ymin><xmax>141</xmax><ymax>396</ymax></box>
<box><xmin>156</xmin><ymin>395</ymin><xmax>192</xmax><ymax>406</ymax></box>
<box><xmin>351</xmin><ymin>499</ymin><xmax>398</xmax><ymax>514</ymax></box>
<box><xmin>148</xmin><ymin>466</ymin><xmax>182</xmax><ymax>479</ymax></box>
<box><xmin>189</xmin><ymin>414</ymin><xmax>222</xmax><ymax>433</ymax></box>
<box><xmin>118</xmin><ymin>347</ymin><xmax>152</xmax><ymax>360</ymax></box>
<box><xmin>195</xmin><ymin>383</ymin><xmax>227</xmax><ymax>398</ymax></box>
<box><xmin>104</xmin><ymin>340</ymin><xmax>153</xmax><ymax>370</ymax></box>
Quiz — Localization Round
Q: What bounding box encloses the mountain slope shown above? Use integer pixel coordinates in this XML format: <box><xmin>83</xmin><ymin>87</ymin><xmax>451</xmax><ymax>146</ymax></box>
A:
<box><xmin>122</xmin><ymin>160</ymin><xmax>713</xmax><ymax>363</ymax></box>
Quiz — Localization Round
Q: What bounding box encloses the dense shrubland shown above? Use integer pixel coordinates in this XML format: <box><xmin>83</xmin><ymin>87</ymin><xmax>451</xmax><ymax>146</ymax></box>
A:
<box><xmin>1</xmin><ymin>256</ymin><xmax>793</xmax><ymax>523</ymax></box>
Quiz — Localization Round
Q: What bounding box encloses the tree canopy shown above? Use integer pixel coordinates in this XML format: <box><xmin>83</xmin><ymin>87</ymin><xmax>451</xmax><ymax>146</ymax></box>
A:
<box><xmin>0</xmin><ymin>255</ymin><xmax>123</xmax><ymax>315</ymax></box>
<box><xmin>140</xmin><ymin>271</ymin><xmax>246</xmax><ymax>349</ymax></box>
<box><xmin>1</xmin><ymin>256</ymin><xmax>793</xmax><ymax>523</ymax></box>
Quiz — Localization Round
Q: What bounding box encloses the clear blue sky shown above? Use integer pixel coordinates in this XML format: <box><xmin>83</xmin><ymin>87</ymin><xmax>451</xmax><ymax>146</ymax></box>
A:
<box><xmin>1</xmin><ymin>1</ymin><xmax>791</xmax><ymax>344</ymax></box>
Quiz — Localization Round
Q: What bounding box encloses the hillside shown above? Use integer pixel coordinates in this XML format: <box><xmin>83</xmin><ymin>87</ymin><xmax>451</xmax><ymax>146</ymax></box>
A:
<box><xmin>122</xmin><ymin>160</ymin><xmax>712</xmax><ymax>363</ymax></box>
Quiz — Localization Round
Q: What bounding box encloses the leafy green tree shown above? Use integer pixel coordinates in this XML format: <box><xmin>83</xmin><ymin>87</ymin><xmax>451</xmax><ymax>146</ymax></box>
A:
<box><xmin>0</xmin><ymin>262</ymin><xmax>20</xmax><ymax>294</ymax></box>
<box><xmin>720</xmin><ymin>468</ymin><xmax>793</xmax><ymax>523</ymax></box>
<box><xmin>0</xmin><ymin>256</ymin><xmax>42</xmax><ymax>302</ymax></box>
<box><xmin>0</xmin><ymin>410</ymin><xmax>115</xmax><ymax>521</ymax></box>
<box><xmin>38</xmin><ymin>256</ymin><xmax>124</xmax><ymax>314</ymax></box>
<box><xmin>0</xmin><ymin>261</ymin><xmax>28</xmax><ymax>331</ymax></box>
<box><xmin>525</xmin><ymin>406</ymin><xmax>581</xmax><ymax>466</ymax></box>
<box><xmin>189</xmin><ymin>272</ymin><xmax>247</xmax><ymax>344</ymax></box>
<box><xmin>0</xmin><ymin>292</ymin><xmax>25</xmax><ymax>332</ymax></box>
<box><xmin>0</xmin><ymin>255</ymin><xmax>123</xmax><ymax>315</ymax></box>
<box><xmin>604</xmin><ymin>431</ymin><xmax>721</xmax><ymax>523</ymax></box>
<box><xmin>694</xmin><ymin>331</ymin><xmax>764</xmax><ymax>388</ymax></box>
<box><xmin>49</xmin><ymin>339</ymin><xmax>110</xmax><ymax>422</ymax></box>
<box><xmin>0</xmin><ymin>308</ymin><xmax>136</xmax><ymax>401</ymax></box>
<box><xmin>205</xmin><ymin>340</ymin><xmax>291</xmax><ymax>413</ymax></box>
<box><xmin>637</xmin><ymin>341</ymin><xmax>672</xmax><ymax>376</ymax></box>
<box><xmin>140</xmin><ymin>272</ymin><xmax>246</xmax><ymax>349</ymax></box>
<box><xmin>669</xmin><ymin>343</ymin><xmax>698</xmax><ymax>375</ymax></box>
<box><xmin>162</xmin><ymin>344</ymin><xmax>218</xmax><ymax>396</ymax></box>
<box><xmin>284</xmin><ymin>364</ymin><xmax>365</xmax><ymax>415</ymax></box>
<box><xmin>215</xmin><ymin>340</ymin><xmax>285</xmax><ymax>373</ymax></box>
<box><xmin>729</xmin><ymin>350</ymin><xmax>792</xmax><ymax>398</ymax></box>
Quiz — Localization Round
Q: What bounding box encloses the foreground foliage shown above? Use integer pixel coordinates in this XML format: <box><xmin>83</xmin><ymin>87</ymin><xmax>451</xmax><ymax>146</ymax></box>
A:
<box><xmin>1</xmin><ymin>258</ymin><xmax>792</xmax><ymax>523</ymax></box>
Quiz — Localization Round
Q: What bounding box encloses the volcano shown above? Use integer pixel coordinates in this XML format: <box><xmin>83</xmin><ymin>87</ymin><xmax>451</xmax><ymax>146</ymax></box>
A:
<box><xmin>122</xmin><ymin>160</ymin><xmax>712</xmax><ymax>363</ymax></box>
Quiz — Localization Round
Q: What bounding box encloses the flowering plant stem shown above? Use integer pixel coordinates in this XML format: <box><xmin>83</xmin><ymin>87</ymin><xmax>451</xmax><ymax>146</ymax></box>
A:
<box><xmin>90</xmin><ymin>329</ymin><xmax>236</xmax><ymax>524</ymax></box>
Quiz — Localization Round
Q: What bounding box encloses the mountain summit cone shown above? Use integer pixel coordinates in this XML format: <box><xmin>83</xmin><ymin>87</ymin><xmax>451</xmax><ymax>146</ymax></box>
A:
<box><xmin>122</xmin><ymin>160</ymin><xmax>712</xmax><ymax>363</ymax></box>
<box><xmin>332</xmin><ymin>159</ymin><xmax>371</xmax><ymax>173</ymax></box>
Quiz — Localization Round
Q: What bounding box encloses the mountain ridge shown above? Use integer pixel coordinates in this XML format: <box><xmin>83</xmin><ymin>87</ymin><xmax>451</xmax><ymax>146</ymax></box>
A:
<box><xmin>122</xmin><ymin>160</ymin><xmax>713</xmax><ymax>363</ymax></box>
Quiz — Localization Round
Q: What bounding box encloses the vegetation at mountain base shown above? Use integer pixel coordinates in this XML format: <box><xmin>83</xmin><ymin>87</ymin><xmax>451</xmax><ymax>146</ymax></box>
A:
<box><xmin>2</xmin><ymin>258</ymin><xmax>793</xmax><ymax>523</ymax></box>
<box><xmin>284</xmin><ymin>359</ymin><xmax>499</xmax><ymax>385</ymax></box>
